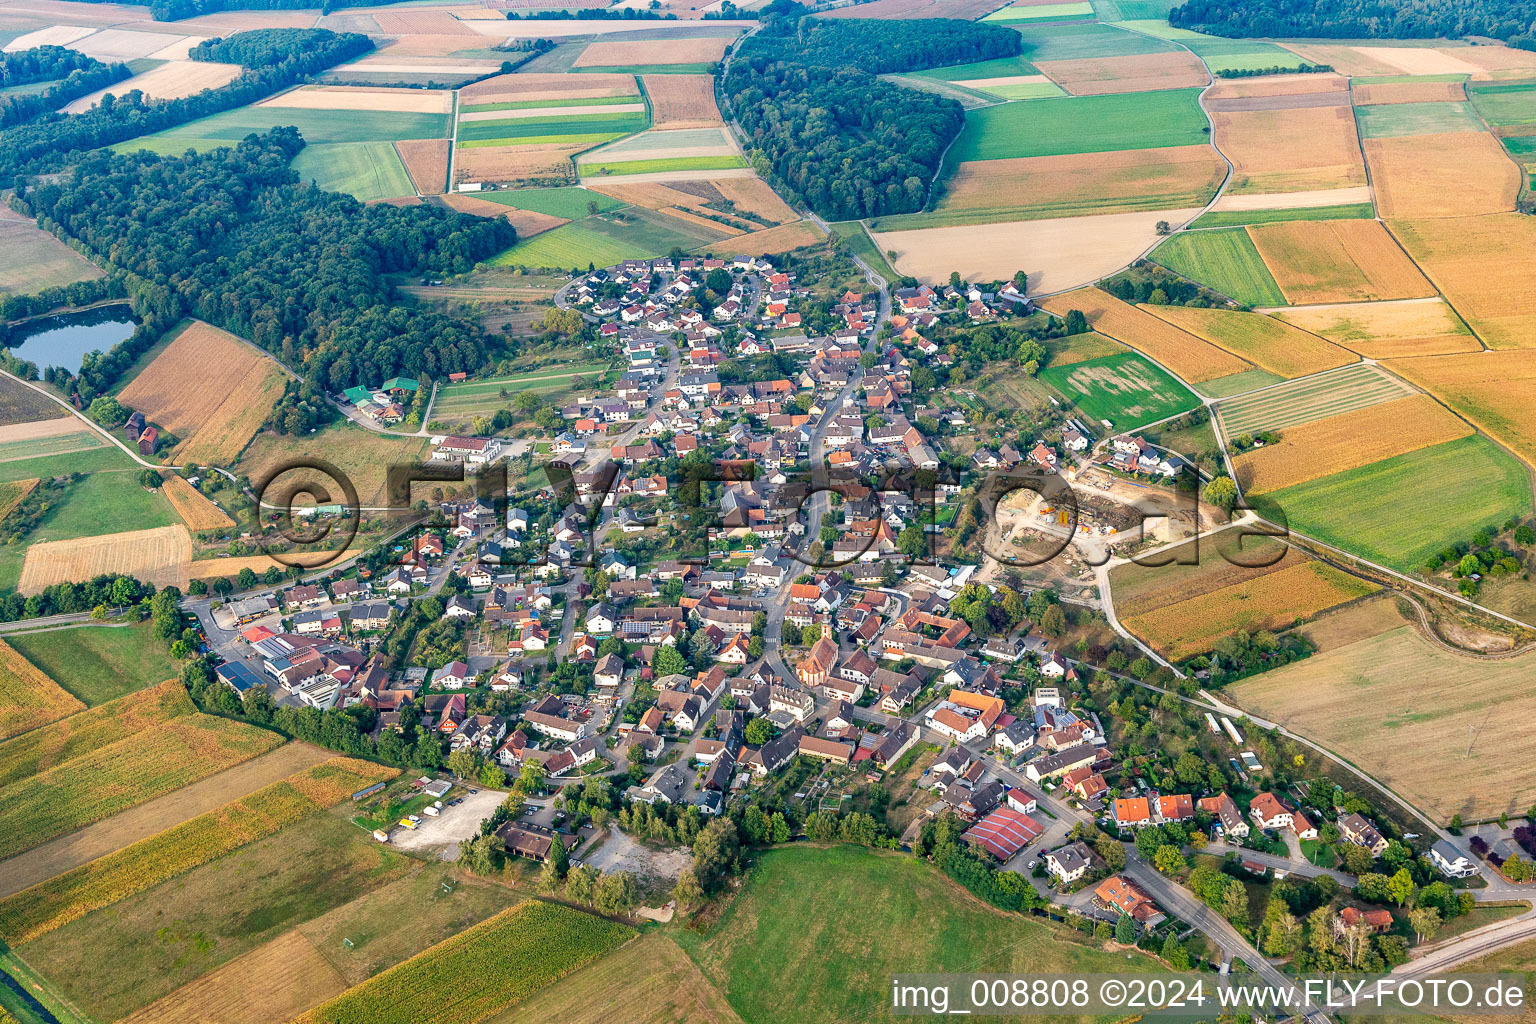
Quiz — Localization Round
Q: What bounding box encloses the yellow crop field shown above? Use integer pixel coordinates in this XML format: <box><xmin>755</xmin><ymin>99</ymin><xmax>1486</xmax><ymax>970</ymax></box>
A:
<box><xmin>1247</xmin><ymin>219</ymin><xmax>1435</xmax><ymax>304</ymax></box>
<box><xmin>161</xmin><ymin>473</ymin><xmax>235</xmax><ymax>531</ymax></box>
<box><xmin>1141</xmin><ymin>304</ymin><xmax>1356</xmax><ymax>378</ymax></box>
<box><xmin>0</xmin><ymin>712</ymin><xmax>283</xmax><ymax>861</ymax></box>
<box><xmin>1123</xmin><ymin>560</ymin><xmax>1377</xmax><ymax>661</ymax></box>
<box><xmin>1230</xmin><ymin>626</ymin><xmax>1536</xmax><ymax>821</ymax></box>
<box><xmin>1273</xmin><ymin>298</ymin><xmax>1480</xmax><ymax>358</ymax></box>
<box><xmin>1390</xmin><ymin>214</ymin><xmax>1536</xmax><ymax>349</ymax></box>
<box><xmin>1365</xmin><ymin>131</ymin><xmax>1519</xmax><ymax>219</ymax></box>
<box><xmin>710</xmin><ymin>176</ymin><xmax>798</xmax><ymax>224</ymax></box>
<box><xmin>0</xmin><ymin>639</ymin><xmax>84</xmax><ymax>741</ymax></box>
<box><xmin>1038</xmin><ymin>288</ymin><xmax>1252</xmax><ymax>383</ymax></box>
<box><xmin>1233</xmin><ymin>393</ymin><xmax>1472</xmax><ymax>492</ymax></box>
<box><xmin>118</xmin><ymin>320</ymin><xmax>288</xmax><ymax>464</ymax></box>
<box><xmin>1213</xmin><ymin>104</ymin><xmax>1366</xmax><ymax>194</ymax></box>
<box><xmin>1385</xmin><ymin>349</ymin><xmax>1536</xmax><ymax>469</ymax></box>
<box><xmin>0</xmin><ymin>757</ymin><xmax>395</xmax><ymax>944</ymax></box>
<box><xmin>643</xmin><ymin>73</ymin><xmax>721</xmax><ymax>127</ymax></box>
<box><xmin>1352</xmin><ymin>80</ymin><xmax>1465</xmax><ymax>104</ymax></box>
<box><xmin>711</xmin><ymin>220</ymin><xmax>824</xmax><ymax>257</ymax></box>
<box><xmin>18</xmin><ymin>524</ymin><xmax>192</xmax><ymax>594</ymax></box>
<box><xmin>0</xmin><ymin>681</ymin><xmax>189</xmax><ymax>789</ymax></box>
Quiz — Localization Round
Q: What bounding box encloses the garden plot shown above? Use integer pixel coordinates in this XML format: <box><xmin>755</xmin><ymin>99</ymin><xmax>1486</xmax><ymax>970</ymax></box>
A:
<box><xmin>1273</xmin><ymin>298</ymin><xmax>1479</xmax><ymax>358</ymax></box>
<box><xmin>1389</xmin><ymin>213</ymin><xmax>1536</xmax><ymax>350</ymax></box>
<box><xmin>1246</xmin><ymin>218</ymin><xmax>1434</xmax><ymax>305</ymax></box>
<box><xmin>1215</xmin><ymin>362</ymin><xmax>1415</xmax><ymax>436</ymax></box>
<box><xmin>63</xmin><ymin>59</ymin><xmax>241</xmax><ymax>112</ymax></box>
<box><xmin>1365</xmin><ymin>131</ymin><xmax>1519</xmax><ymax>219</ymax></box>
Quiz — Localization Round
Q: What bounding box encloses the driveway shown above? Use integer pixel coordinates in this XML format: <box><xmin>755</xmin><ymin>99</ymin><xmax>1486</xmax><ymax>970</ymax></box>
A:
<box><xmin>387</xmin><ymin>788</ymin><xmax>504</xmax><ymax>860</ymax></box>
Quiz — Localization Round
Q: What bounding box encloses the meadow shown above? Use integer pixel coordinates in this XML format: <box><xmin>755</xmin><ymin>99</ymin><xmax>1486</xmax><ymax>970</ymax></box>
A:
<box><xmin>1259</xmin><ymin>435</ymin><xmax>1531</xmax><ymax>572</ymax></box>
<box><xmin>1231</xmin><ymin>626</ymin><xmax>1536</xmax><ymax>821</ymax></box>
<box><xmin>1355</xmin><ymin>100</ymin><xmax>1481</xmax><ymax>138</ymax></box>
<box><xmin>6</xmin><ymin>621</ymin><xmax>181</xmax><ymax>706</ymax></box>
<box><xmin>674</xmin><ymin>845</ymin><xmax>1163</xmax><ymax>1024</ymax></box>
<box><xmin>582</xmin><ymin>155</ymin><xmax>749</xmax><ymax>177</ymax></box>
<box><xmin>294</xmin><ymin>900</ymin><xmax>634</xmax><ymax>1024</ymax></box>
<box><xmin>1151</xmin><ymin>228</ymin><xmax>1286</xmax><ymax>307</ymax></box>
<box><xmin>1040</xmin><ymin>350</ymin><xmax>1200</xmax><ymax>431</ymax></box>
<box><xmin>434</xmin><ymin>363</ymin><xmax>613</xmax><ymax>424</ymax></box>
<box><xmin>828</xmin><ymin>221</ymin><xmax>900</xmax><ymax>283</ymax></box>
<box><xmin>474</xmin><ymin>186</ymin><xmax>624</xmax><ymax>219</ymax></box>
<box><xmin>123</xmin><ymin>108</ymin><xmax>451</xmax><ymax>152</ymax></box>
<box><xmin>1141</xmin><ymin>305</ymin><xmax>1355</xmax><ymax>378</ymax></box>
<box><xmin>291</xmin><ymin>142</ymin><xmax>415</xmax><ymax>202</ymax></box>
<box><xmin>1468</xmin><ymin>80</ymin><xmax>1536</xmax><ymax>126</ymax></box>
<box><xmin>1216</xmin><ymin>362</ymin><xmax>1414</xmax><ymax>435</ymax></box>
<box><xmin>1011</xmin><ymin>20</ymin><xmax>1177</xmax><ymax>61</ymax></box>
<box><xmin>0</xmin><ymin>215</ymin><xmax>104</xmax><ymax>296</ymax></box>
<box><xmin>947</xmin><ymin>88</ymin><xmax>1207</xmax><ymax>161</ymax></box>
<box><xmin>1190</xmin><ymin>202</ymin><xmax>1375</xmax><ymax>228</ymax></box>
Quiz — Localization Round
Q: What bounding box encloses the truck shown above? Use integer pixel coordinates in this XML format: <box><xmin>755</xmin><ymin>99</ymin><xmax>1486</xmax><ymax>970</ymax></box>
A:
<box><xmin>398</xmin><ymin>815</ymin><xmax>421</xmax><ymax>831</ymax></box>
<box><xmin>373</xmin><ymin>828</ymin><xmax>391</xmax><ymax>843</ymax></box>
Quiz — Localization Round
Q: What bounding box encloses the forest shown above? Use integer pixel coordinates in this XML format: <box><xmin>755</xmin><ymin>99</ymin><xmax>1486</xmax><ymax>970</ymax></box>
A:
<box><xmin>0</xmin><ymin>46</ymin><xmax>131</xmax><ymax>128</ymax></box>
<box><xmin>0</xmin><ymin>29</ymin><xmax>372</xmax><ymax>176</ymax></box>
<box><xmin>723</xmin><ymin>16</ymin><xmax>1020</xmax><ymax>221</ymax></box>
<box><xmin>22</xmin><ymin>131</ymin><xmax>515</xmax><ymax>398</ymax></box>
<box><xmin>1171</xmin><ymin>0</ymin><xmax>1536</xmax><ymax>48</ymax></box>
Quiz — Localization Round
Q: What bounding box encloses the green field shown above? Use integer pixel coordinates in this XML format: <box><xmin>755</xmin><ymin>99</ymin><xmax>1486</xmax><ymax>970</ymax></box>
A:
<box><xmin>1150</xmin><ymin>228</ymin><xmax>1287</xmax><ymax>307</ymax></box>
<box><xmin>910</xmin><ymin>56</ymin><xmax>1039</xmax><ymax>81</ymax></box>
<box><xmin>124</xmin><ymin>108</ymin><xmax>451</xmax><ymax>151</ymax></box>
<box><xmin>829</xmin><ymin>221</ymin><xmax>900</xmax><ymax>283</ymax></box>
<box><xmin>1194</xmin><ymin>45</ymin><xmax>1311</xmax><ymax>74</ymax></box>
<box><xmin>674</xmin><ymin>846</ymin><xmax>1163</xmax><ymax>1024</ymax></box>
<box><xmin>458</xmin><ymin>111</ymin><xmax>647</xmax><ymax>145</ymax></box>
<box><xmin>291</xmin><ymin>142</ymin><xmax>414</xmax><ymax>202</ymax></box>
<box><xmin>1216</xmin><ymin>362</ymin><xmax>1412</xmax><ymax>435</ymax></box>
<box><xmin>949</xmin><ymin>89</ymin><xmax>1207</xmax><ymax>161</ymax></box>
<box><xmin>6</xmin><ymin>622</ymin><xmax>181</xmax><ymax>707</ymax></box>
<box><xmin>977</xmin><ymin>79</ymin><xmax>1070</xmax><ymax>99</ymax></box>
<box><xmin>1355</xmin><ymin>100</ymin><xmax>1482</xmax><ymax>138</ymax></box>
<box><xmin>472</xmin><ymin>186</ymin><xmax>624</xmax><ymax>219</ymax></box>
<box><xmin>435</xmin><ymin>363</ymin><xmax>613</xmax><ymax>420</ymax></box>
<box><xmin>1091</xmin><ymin>0</ymin><xmax>1178</xmax><ymax>19</ymax></box>
<box><xmin>1259</xmin><ymin>435</ymin><xmax>1532</xmax><ymax>572</ymax></box>
<box><xmin>581</xmin><ymin>155</ymin><xmax>749</xmax><ymax>177</ymax></box>
<box><xmin>16</xmin><ymin>813</ymin><xmax>413</xmax><ymax>1021</ymax></box>
<box><xmin>1195</xmin><ymin>367</ymin><xmax>1285</xmax><ymax>399</ymax></box>
<box><xmin>1040</xmin><ymin>350</ymin><xmax>1200</xmax><ymax>430</ymax></box>
<box><xmin>983</xmin><ymin>1</ymin><xmax>1095</xmax><ymax>21</ymax></box>
<box><xmin>1191</xmin><ymin>203</ymin><xmax>1376</xmax><ymax>228</ymax></box>
<box><xmin>1469</xmin><ymin>80</ymin><xmax>1536</xmax><ymax>125</ymax></box>
<box><xmin>489</xmin><ymin>221</ymin><xmax>653</xmax><ymax>269</ymax></box>
<box><xmin>1013</xmin><ymin>20</ymin><xmax>1177</xmax><ymax>60</ymax></box>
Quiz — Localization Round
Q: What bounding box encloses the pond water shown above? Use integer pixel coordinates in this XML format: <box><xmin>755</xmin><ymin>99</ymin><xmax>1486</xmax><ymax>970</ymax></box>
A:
<box><xmin>6</xmin><ymin>305</ymin><xmax>136</xmax><ymax>374</ymax></box>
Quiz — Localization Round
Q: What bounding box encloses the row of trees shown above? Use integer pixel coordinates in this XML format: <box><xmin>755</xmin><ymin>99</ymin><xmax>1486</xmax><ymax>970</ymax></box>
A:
<box><xmin>1170</xmin><ymin>0</ymin><xmax>1536</xmax><ymax>49</ymax></box>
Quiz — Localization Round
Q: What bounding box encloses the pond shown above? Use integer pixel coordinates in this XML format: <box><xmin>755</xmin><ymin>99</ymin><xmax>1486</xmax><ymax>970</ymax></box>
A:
<box><xmin>5</xmin><ymin>304</ymin><xmax>136</xmax><ymax>374</ymax></box>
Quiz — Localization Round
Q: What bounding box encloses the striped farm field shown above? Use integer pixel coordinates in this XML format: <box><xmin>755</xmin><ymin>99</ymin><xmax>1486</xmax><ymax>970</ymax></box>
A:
<box><xmin>293</xmin><ymin>900</ymin><xmax>634</xmax><ymax>1024</ymax></box>
<box><xmin>0</xmin><ymin>639</ymin><xmax>83</xmax><ymax>742</ymax></box>
<box><xmin>1385</xmin><ymin>349</ymin><xmax>1536</xmax><ymax>470</ymax></box>
<box><xmin>1150</xmin><ymin>228</ymin><xmax>1286</xmax><ymax>307</ymax></box>
<box><xmin>581</xmin><ymin>155</ymin><xmax>748</xmax><ymax>177</ymax></box>
<box><xmin>457</xmin><ymin>111</ymin><xmax>648</xmax><ymax>145</ymax></box>
<box><xmin>1232</xmin><ymin>393</ymin><xmax>1472</xmax><ymax>493</ymax></box>
<box><xmin>0</xmin><ymin>681</ymin><xmax>189</xmax><ymax>790</ymax></box>
<box><xmin>1216</xmin><ymin>362</ymin><xmax>1414</xmax><ymax>435</ymax></box>
<box><xmin>1141</xmin><ymin>304</ymin><xmax>1356</xmax><ymax>378</ymax></box>
<box><xmin>1038</xmin><ymin>287</ymin><xmax>1252</xmax><ymax>383</ymax></box>
<box><xmin>1247</xmin><ymin>219</ymin><xmax>1435</xmax><ymax>305</ymax></box>
<box><xmin>0</xmin><ymin>709</ymin><xmax>283</xmax><ymax>861</ymax></box>
<box><xmin>1273</xmin><ymin>298</ymin><xmax>1480</xmax><ymax>358</ymax></box>
<box><xmin>1258</xmin><ymin>435</ymin><xmax>1532</xmax><ymax>572</ymax></box>
<box><xmin>0</xmin><ymin>758</ymin><xmax>395</xmax><ymax>945</ymax></box>
<box><xmin>1110</xmin><ymin>532</ymin><xmax>1302</xmax><ymax>619</ymax></box>
<box><xmin>1123</xmin><ymin>560</ymin><xmax>1377</xmax><ymax>661</ymax></box>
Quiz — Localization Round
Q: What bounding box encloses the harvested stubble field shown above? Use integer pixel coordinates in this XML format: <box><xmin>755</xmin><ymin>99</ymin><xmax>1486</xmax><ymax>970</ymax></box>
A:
<box><xmin>1230</xmin><ymin>626</ymin><xmax>1536</xmax><ymax>821</ymax></box>
<box><xmin>1141</xmin><ymin>305</ymin><xmax>1355</xmax><ymax>378</ymax></box>
<box><xmin>1353</xmin><ymin>80</ymin><xmax>1466</xmax><ymax>105</ymax></box>
<box><xmin>460</xmin><ymin>72</ymin><xmax>638</xmax><ymax>106</ymax></box>
<box><xmin>1365</xmin><ymin>131</ymin><xmax>1519</xmax><ymax>219</ymax></box>
<box><xmin>161</xmin><ymin>473</ymin><xmax>234</xmax><ymax>531</ymax></box>
<box><xmin>293</xmin><ymin>901</ymin><xmax>635</xmax><ymax>1024</ymax></box>
<box><xmin>455</xmin><ymin>143</ymin><xmax>586</xmax><ymax>184</ymax></box>
<box><xmin>63</xmin><ymin>60</ymin><xmax>242</xmax><ymax>113</ymax></box>
<box><xmin>711</xmin><ymin>176</ymin><xmax>798</xmax><ymax>223</ymax></box>
<box><xmin>118</xmin><ymin>321</ymin><xmax>289</xmax><ymax>463</ymax></box>
<box><xmin>1039</xmin><ymin>287</ymin><xmax>1251</xmax><ymax>383</ymax></box>
<box><xmin>1150</xmin><ymin>227</ymin><xmax>1286</xmax><ymax>307</ymax></box>
<box><xmin>0</xmin><ymin>710</ymin><xmax>283</xmax><ymax>861</ymax></box>
<box><xmin>240</xmin><ymin>425</ymin><xmax>432</xmax><ymax>508</ymax></box>
<box><xmin>1110</xmin><ymin>532</ymin><xmax>1302</xmax><ymax>617</ymax></box>
<box><xmin>1384</xmin><ymin>349</ymin><xmax>1536</xmax><ymax>468</ymax></box>
<box><xmin>1389</xmin><ymin>214</ymin><xmax>1536</xmax><ymax>350</ymax></box>
<box><xmin>1260</xmin><ymin>434</ymin><xmax>1530</xmax><ymax>572</ymax></box>
<box><xmin>643</xmin><ymin>72</ymin><xmax>721</xmax><ymax>127</ymax></box>
<box><xmin>261</xmin><ymin>86</ymin><xmax>452</xmax><ymax>114</ymax></box>
<box><xmin>0</xmin><ymin>212</ymin><xmax>104</xmax><ymax>295</ymax></box>
<box><xmin>1123</xmin><ymin>560</ymin><xmax>1376</xmax><ymax>661</ymax></box>
<box><xmin>1216</xmin><ymin>362</ymin><xmax>1414</xmax><ymax>435</ymax></box>
<box><xmin>1273</xmin><ymin>298</ymin><xmax>1480</xmax><ymax>358</ymax></box>
<box><xmin>708</xmin><ymin>219</ymin><xmax>823</xmax><ymax>257</ymax></box>
<box><xmin>1233</xmin><ymin>393</ymin><xmax>1472</xmax><ymax>492</ymax></box>
<box><xmin>0</xmin><ymin>639</ymin><xmax>83</xmax><ymax>742</ymax></box>
<box><xmin>1038</xmin><ymin>351</ymin><xmax>1199</xmax><ymax>431</ymax></box>
<box><xmin>1205</xmin><ymin>72</ymin><xmax>1350</xmax><ymax>102</ymax></box>
<box><xmin>19</xmin><ymin>523</ymin><xmax>193</xmax><ymax>594</ymax></box>
<box><xmin>1034</xmin><ymin>50</ymin><xmax>1207</xmax><ymax>95</ymax></box>
<box><xmin>1247</xmin><ymin>219</ymin><xmax>1434</xmax><ymax>305</ymax></box>
<box><xmin>372</xmin><ymin>10</ymin><xmax>478</xmax><ymax>34</ymax></box>
<box><xmin>396</xmin><ymin>137</ymin><xmax>449</xmax><ymax>194</ymax></box>
<box><xmin>496</xmin><ymin>932</ymin><xmax>743</xmax><ymax>1024</ymax></box>
<box><xmin>818</xmin><ymin>0</ymin><xmax>1004</xmax><ymax>17</ymax></box>
<box><xmin>919</xmin><ymin>144</ymin><xmax>1223</xmax><ymax>225</ymax></box>
<box><xmin>1213</xmin><ymin>105</ymin><xmax>1366</xmax><ymax>194</ymax></box>
<box><xmin>575</xmin><ymin>36</ymin><xmax>729</xmax><ymax>68</ymax></box>
<box><xmin>122</xmin><ymin>929</ymin><xmax>348</xmax><ymax>1024</ymax></box>
<box><xmin>0</xmin><ymin>415</ymin><xmax>88</xmax><ymax>442</ymax></box>
<box><xmin>874</xmin><ymin>206</ymin><xmax>1202</xmax><ymax>291</ymax></box>
<box><xmin>0</xmin><ymin>757</ymin><xmax>394</xmax><ymax>944</ymax></box>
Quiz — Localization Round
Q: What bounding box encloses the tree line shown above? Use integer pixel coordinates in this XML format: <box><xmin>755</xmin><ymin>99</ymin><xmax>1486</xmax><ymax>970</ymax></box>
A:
<box><xmin>19</xmin><ymin>130</ymin><xmax>514</xmax><ymax>402</ymax></box>
<box><xmin>0</xmin><ymin>46</ymin><xmax>133</xmax><ymax>129</ymax></box>
<box><xmin>1171</xmin><ymin>0</ymin><xmax>1536</xmax><ymax>49</ymax></box>
<box><xmin>722</xmin><ymin>15</ymin><xmax>1020</xmax><ymax>221</ymax></box>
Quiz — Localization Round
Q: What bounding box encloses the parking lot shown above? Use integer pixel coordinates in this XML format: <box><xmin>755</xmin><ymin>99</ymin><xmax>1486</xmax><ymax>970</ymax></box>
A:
<box><xmin>387</xmin><ymin>788</ymin><xmax>504</xmax><ymax>860</ymax></box>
